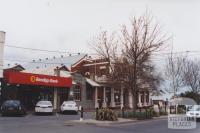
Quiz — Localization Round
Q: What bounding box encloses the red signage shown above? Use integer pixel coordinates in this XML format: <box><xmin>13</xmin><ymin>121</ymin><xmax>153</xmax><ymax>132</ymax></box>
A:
<box><xmin>4</xmin><ymin>71</ymin><xmax>72</xmax><ymax>88</ymax></box>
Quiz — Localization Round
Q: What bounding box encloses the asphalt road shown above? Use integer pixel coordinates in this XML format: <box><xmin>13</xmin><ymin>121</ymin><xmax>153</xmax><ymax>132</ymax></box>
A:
<box><xmin>0</xmin><ymin>113</ymin><xmax>200</xmax><ymax>133</ymax></box>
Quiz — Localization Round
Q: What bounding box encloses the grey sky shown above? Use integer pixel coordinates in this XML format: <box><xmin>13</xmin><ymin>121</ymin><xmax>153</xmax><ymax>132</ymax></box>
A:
<box><xmin>0</xmin><ymin>0</ymin><xmax>200</xmax><ymax>63</ymax></box>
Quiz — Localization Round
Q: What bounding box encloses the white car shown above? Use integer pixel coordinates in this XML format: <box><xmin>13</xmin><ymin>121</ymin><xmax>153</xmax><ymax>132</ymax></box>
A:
<box><xmin>35</xmin><ymin>101</ymin><xmax>53</xmax><ymax>114</ymax></box>
<box><xmin>186</xmin><ymin>105</ymin><xmax>200</xmax><ymax>120</ymax></box>
<box><xmin>60</xmin><ymin>101</ymin><xmax>78</xmax><ymax>114</ymax></box>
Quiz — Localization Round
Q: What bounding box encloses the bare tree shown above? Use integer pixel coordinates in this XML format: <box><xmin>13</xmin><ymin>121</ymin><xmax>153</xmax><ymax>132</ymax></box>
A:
<box><xmin>165</xmin><ymin>54</ymin><xmax>186</xmax><ymax>97</ymax></box>
<box><xmin>89</xmin><ymin>30</ymin><xmax>120</xmax><ymax>82</ymax></box>
<box><xmin>121</xmin><ymin>13</ymin><xmax>168</xmax><ymax>111</ymax></box>
<box><xmin>183</xmin><ymin>59</ymin><xmax>200</xmax><ymax>93</ymax></box>
<box><xmin>89</xmin><ymin>13</ymin><xmax>168</xmax><ymax>112</ymax></box>
<box><xmin>166</xmin><ymin>54</ymin><xmax>200</xmax><ymax>101</ymax></box>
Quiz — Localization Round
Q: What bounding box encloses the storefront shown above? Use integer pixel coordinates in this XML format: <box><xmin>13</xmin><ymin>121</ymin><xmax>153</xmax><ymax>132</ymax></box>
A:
<box><xmin>2</xmin><ymin>71</ymin><xmax>72</xmax><ymax>110</ymax></box>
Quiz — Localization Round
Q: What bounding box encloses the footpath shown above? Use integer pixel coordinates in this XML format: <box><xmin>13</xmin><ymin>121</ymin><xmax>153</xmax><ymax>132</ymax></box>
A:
<box><xmin>64</xmin><ymin>115</ymin><xmax>168</xmax><ymax>126</ymax></box>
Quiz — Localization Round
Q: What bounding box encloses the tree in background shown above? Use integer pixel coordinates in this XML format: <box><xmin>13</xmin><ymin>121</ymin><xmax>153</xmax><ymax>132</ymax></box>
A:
<box><xmin>183</xmin><ymin>59</ymin><xmax>200</xmax><ymax>93</ymax></box>
<box><xmin>165</xmin><ymin>54</ymin><xmax>186</xmax><ymax>97</ymax></box>
<box><xmin>165</xmin><ymin>54</ymin><xmax>200</xmax><ymax>99</ymax></box>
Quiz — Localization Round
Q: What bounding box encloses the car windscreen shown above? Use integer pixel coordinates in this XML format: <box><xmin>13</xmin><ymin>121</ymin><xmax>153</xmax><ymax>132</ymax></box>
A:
<box><xmin>38</xmin><ymin>101</ymin><xmax>52</xmax><ymax>106</ymax></box>
<box><xmin>3</xmin><ymin>100</ymin><xmax>20</xmax><ymax>106</ymax></box>
<box><xmin>64</xmin><ymin>101</ymin><xmax>76</xmax><ymax>105</ymax></box>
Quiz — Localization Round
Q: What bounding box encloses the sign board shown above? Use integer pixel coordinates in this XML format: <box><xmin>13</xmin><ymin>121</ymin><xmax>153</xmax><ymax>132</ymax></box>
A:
<box><xmin>0</xmin><ymin>31</ymin><xmax>5</xmax><ymax>78</ymax></box>
<box><xmin>4</xmin><ymin>71</ymin><xmax>72</xmax><ymax>88</ymax></box>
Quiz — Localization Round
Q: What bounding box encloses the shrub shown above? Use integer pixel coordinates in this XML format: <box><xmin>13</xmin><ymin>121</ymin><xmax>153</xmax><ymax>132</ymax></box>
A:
<box><xmin>96</xmin><ymin>108</ymin><xmax>118</xmax><ymax>121</ymax></box>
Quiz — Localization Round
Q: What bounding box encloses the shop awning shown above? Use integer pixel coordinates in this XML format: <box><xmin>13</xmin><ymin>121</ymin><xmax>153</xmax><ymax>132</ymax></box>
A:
<box><xmin>4</xmin><ymin>71</ymin><xmax>72</xmax><ymax>88</ymax></box>
<box><xmin>86</xmin><ymin>78</ymin><xmax>101</xmax><ymax>87</ymax></box>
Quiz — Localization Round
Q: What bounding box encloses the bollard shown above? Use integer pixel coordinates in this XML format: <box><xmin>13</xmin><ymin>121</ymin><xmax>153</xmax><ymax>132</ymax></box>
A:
<box><xmin>96</xmin><ymin>107</ymin><xmax>99</xmax><ymax>120</ymax></box>
<box><xmin>122</xmin><ymin>107</ymin><xmax>125</xmax><ymax>118</ymax></box>
<box><xmin>80</xmin><ymin>107</ymin><xmax>84</xmax><ymax>121</ymax></box>
<box><xmin>145</xmin><ymin>108</ymin><xmax>147</xmax><ymax>119</ymax></box>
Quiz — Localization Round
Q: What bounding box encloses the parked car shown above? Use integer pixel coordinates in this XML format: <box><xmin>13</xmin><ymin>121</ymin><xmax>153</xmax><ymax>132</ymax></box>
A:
<box><xmin>35</xmin><ymin>101</ymin><xmax>53</xmax><ymax>114</ymax></box>
<box><xmin>60</xmin><ymin>101</ymin><xmax>78</xmax><ymax>114</ymax></box>
<box><xmin>186</xmin><ymin>105</ymin><xmax>200</xmax><ymax>120</ymax></box>
<box><xmin>0</xmin><ymin>100</ymin><xmax>26</xmax><ymax>116</ymax></box>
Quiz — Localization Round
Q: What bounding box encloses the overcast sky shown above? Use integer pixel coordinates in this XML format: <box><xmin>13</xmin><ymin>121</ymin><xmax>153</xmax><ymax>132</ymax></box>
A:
<box><xmin>0</xmin><ymin>0</ymin><xmax>200</xmax><ymax>64</ymax></box>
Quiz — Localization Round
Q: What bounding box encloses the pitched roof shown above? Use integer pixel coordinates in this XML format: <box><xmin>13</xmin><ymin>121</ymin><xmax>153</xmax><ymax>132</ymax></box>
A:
<box><xmin>22</xmin><ymin>65</ymin><xmax>71</xmax><ymax>77</ymax></box>
<box><xmin>23</xmin><ymin>54</ymin><xmax>87</xmax><ymax>71</ymax></box>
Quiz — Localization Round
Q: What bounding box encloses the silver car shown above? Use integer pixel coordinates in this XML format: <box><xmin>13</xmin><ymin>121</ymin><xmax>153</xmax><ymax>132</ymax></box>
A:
<box><xmin>35</xmin><ymin>101</ymin><xmax>53</xmax><ymax>114</ymax></box>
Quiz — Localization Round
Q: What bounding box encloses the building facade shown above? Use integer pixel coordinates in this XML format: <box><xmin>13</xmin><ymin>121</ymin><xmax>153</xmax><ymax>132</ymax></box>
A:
<box><xmin>1</xmin><ymin>54</ymin><xmax>152</xmax><ymax>110</ymax></box>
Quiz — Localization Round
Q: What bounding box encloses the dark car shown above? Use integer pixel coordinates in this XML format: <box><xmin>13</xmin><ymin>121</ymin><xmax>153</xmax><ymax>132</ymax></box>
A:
<box><xmin>0</xmin><ymin>100</ymin><xmax>26</xmax><ymax>116</ymax></box>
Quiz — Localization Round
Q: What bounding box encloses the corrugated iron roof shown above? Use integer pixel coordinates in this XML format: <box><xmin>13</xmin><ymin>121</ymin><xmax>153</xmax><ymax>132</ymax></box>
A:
<box><xmin>23</xmin><ymin>54</ymin><xmax>87</xmax><ymax>70</ymax></box>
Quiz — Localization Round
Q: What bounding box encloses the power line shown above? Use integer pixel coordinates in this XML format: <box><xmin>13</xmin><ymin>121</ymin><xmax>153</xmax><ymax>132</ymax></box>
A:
<box><xmin>4</xmin><ymin>44</ymin><xmax>87</xmax><ymax>55</ymax></box>
<box><xmin>5</xmin><ymin>43</ymin><xmax>200</xmax><ymax>56</ymax></box>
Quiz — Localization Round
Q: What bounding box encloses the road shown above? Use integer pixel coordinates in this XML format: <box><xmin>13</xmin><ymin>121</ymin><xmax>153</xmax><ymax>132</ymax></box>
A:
<box><xmin>0</xmin><ymin>113</ymin><xmax>200</xmax><ymax>133</ymax></box>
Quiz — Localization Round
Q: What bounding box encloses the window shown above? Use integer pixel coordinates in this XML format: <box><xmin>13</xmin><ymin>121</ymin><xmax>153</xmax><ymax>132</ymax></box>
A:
<box><xmin>74</xmin><ymin>85</ymin><xmax>81</xmax><ymax>101</ymax></box>
<box><xmin>86</xmin><ymin>83</ymin><xmax>94</xmax><ymax>100</ymax></box>
<box><xmin>114</xmin><ymin>88</ymin><xmax>120</xmax><ymax>106</ymax></box>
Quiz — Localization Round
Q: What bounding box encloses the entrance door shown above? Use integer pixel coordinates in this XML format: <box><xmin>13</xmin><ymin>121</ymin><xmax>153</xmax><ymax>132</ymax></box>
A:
<box><xmin>58</xmin><ymin>89</ymin><xmax>69</xmax><ymax>106</ymax></box>
<box><xmin>106</xmin><ymin>88</ymin><xmax>111</xmax><ymax>107</ymax></box>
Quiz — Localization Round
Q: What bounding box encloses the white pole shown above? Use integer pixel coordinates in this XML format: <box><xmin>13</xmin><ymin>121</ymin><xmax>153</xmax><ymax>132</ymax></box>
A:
<box><xmin>0</xmin><ymin>31</ymin><xmax>5</xmax><ymax>78</ymax></box>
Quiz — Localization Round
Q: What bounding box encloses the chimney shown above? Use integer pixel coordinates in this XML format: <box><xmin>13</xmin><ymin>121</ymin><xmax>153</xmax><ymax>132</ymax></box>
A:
<box><xmin>61</xmin><ymin>55</ymin><xmax>63</xmax><ymax>58</ymax></box>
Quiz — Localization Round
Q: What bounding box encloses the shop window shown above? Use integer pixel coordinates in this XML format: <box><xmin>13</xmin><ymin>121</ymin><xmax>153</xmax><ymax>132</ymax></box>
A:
<box><xmin>114</xmin><ymin>88</ymin><xmax>120</xmax><ymax>106</ymax></box>
<box><xmin>74</xmin><ymin>85</ymin><xmax>81</xmax><ymax>101</ymax></box>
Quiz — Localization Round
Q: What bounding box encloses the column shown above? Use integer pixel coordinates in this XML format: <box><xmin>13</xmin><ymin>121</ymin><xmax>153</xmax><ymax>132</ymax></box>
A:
<box><xmin>144</xmin><ymin>92</ymin><xmax>147</xmax><ymax>106</ymax></box>
<box><xmin>137</xmin><ymin>92</ymin><xmax>142</xmax><ymax>107</ymax></box>
<box><xmin>110</xmin><ymin>88</ymin><xmax>116</xmax><ymax>107</ymax></box>
<box><xmin>95</xmin><ymin>87</ymin><xmax>99</xmax><ymax>108</ymax></box>
<box><xmin>120</xmin><ymin>87</ymin><xmax>124</xmax><ymax>109</ymax></box>
<box><xmin>102</xmin><ymin>87</ymin><xmax>107</xmax><ymax>107</ymax></box>
<box><xmin>53</xmin><ymin>88</ymin><xmax>58</xmax><ymax>110</ymax></box>
<box><xmin>128</xmin><ymin>89</ymin><xmax>133</xmax><ymax>108</ymax></box>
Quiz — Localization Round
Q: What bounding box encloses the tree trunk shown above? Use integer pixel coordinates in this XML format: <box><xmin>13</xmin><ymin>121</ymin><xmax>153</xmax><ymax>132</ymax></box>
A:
<box><xmin>131</xmin><ymin>89</ymin><xmax>138</xmax><ymax>112</ymax></box>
